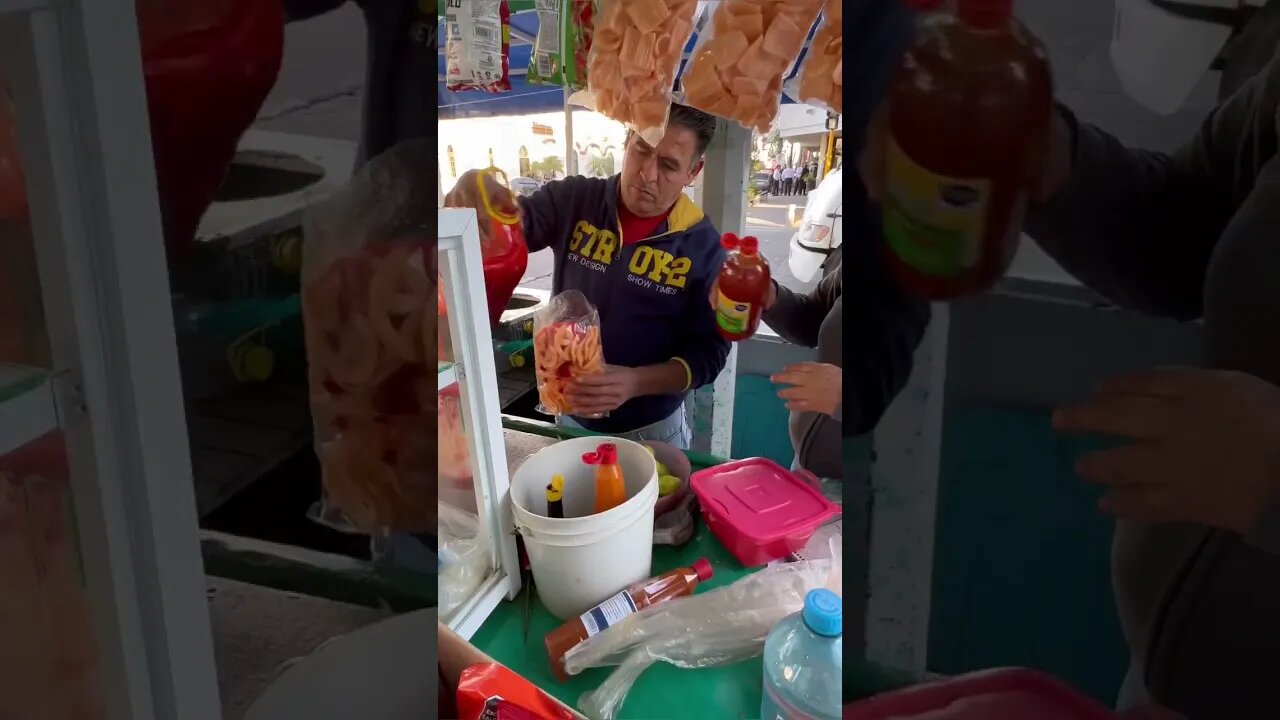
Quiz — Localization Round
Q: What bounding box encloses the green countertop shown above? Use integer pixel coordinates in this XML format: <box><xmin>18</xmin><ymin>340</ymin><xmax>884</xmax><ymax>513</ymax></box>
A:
<box><xmin>469</xmin><ymin>518</ymin><xmax>767</xmax><ymax>719</ymax></box>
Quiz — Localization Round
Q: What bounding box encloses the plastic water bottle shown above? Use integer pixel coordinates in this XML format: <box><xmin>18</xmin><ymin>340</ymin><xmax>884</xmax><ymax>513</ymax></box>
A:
<box><xmin>760</xmin><ymin>588</ymin><xmax>843</xmax><ymax>720</ymax></box>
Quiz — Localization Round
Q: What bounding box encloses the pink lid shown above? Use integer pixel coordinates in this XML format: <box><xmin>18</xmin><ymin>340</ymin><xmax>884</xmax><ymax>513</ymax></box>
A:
<box><xmin>691</xmin><ymin>558</ymin><xmax>713</xmax><ymax>582</ymax></box>
<box><xmin>689</xmin><ymin>458</ymin><xmax>839</xmax><ymax>544</ymax></box>
<box><xmin>845</xmin><ymin>668</ymin><xmax>1115</xmax><ymax>719</ymax></box>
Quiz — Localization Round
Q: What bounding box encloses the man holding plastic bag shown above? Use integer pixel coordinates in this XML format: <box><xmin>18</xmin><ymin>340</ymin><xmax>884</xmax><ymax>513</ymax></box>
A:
<box><xmin>444</xmin><ymin>104</ymin><xmax>730</xmax><ymax>449</ymax></box>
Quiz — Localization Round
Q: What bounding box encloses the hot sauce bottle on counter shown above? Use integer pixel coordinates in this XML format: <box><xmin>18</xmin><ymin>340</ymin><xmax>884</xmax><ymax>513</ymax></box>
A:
<box><xmin>583</xmin><ymin>443</ymin><xmax>626</xmax><ymax>514</ymax></box>
<box><xmin>714</xmin><ymin>233</ymin><xmax>771</xmax><ymax>341</ymax></box>
<box><xmin>544</xmin><ymin>558</ymin><xmax>715</xmax><ymax>682</ymax></box>
<box><xmin>881</xmin><ymin>0</ymin><xmax>1052</xmax><ymax>299</ymax></box>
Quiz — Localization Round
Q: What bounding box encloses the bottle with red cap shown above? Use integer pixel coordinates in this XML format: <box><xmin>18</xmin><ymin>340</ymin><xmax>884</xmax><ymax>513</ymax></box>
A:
<box><xmin>881</xmin><ymin>0</ymin><xmax>1053</xmax><ymax>299</ymax></box>
<box><xmin>714</xmin><ymin>232</ymin><xmax>772</xmax><ymax>341</ymax></box>
<box><xmin>543</xmin><ymin>557</ymin><xmax>715</xmax><ymax>682</ymax></box>
<box><xmin>583</xmin><ymin>442</ymin><xmax>627</xmax><ymax>514</ymax></box>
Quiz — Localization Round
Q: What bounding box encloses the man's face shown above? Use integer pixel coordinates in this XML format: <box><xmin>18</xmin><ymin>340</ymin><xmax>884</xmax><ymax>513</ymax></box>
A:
<box><xmin>619</xmin><ymin>126</ymin><xmax>704</xmax><ymax>218</ymax></box>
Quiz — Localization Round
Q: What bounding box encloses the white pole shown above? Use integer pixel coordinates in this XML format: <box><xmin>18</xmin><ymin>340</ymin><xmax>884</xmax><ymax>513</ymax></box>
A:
<box><xmin>563</xmin><ymin>86</ymin><xmax>576</xmax><ymax>176</ymax></box>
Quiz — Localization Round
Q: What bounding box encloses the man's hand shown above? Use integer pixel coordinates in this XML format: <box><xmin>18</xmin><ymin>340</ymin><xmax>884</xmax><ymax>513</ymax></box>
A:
<box><xmin>1053</xmin><ymin>367</ymin><xmax>1280</xmax><ymax>535</ymax></box>
<box><xmin>772</xmin><ymin>362</ymin><xmax>842</xmax><ymax>416</ymax></box>
<box><xmin>442</xmin><ymin>169</ymin><xmax>517</xmax><ymax>244</ymax></box>
<box><xmin>708</xmin><ymin>278</ymin><xmax>778</xmax><ymax>312</ymax></box>
<box><xmin>857</xmin><ymin>102</ymin><xmax>1075</xmax><ymax>205</ymax></box>
<box><xmin>566</xmin><ymin>366</ymin><xmax>642</xmax><ymax>417</ymax></box>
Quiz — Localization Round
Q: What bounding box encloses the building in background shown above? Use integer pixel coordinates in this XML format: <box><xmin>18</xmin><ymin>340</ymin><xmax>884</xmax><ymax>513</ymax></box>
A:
<box><xmin>438</xmin><ymin>110</ymin><xmax>625</xmax><ymax>186</ymax></box>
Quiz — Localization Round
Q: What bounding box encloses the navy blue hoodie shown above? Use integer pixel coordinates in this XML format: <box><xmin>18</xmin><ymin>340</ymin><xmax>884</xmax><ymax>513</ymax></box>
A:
<box><xmin>518</xmin><ymin>175</ymin><xmax>730</xmax><ymax>433</ymax></box>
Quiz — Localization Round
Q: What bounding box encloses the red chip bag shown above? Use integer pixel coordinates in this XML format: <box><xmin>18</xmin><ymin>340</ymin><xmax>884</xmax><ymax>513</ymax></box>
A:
<box><xmin>457</xmin><ymin>664</ymin><xmax>578</xmax><ymax>720</ymax></box>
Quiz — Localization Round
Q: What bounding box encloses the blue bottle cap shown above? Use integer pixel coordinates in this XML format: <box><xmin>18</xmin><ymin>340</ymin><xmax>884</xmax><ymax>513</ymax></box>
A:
<box><xmin>802</xmin><ymin>588</ymin><xmax>842</xmax><ymax>638</ymax></box>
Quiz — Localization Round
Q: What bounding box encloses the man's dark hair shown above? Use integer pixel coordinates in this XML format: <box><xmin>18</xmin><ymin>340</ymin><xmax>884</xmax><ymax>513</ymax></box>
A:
<box><xmin>666</xmin><ymin>103</ymin><xmax>717</xmax><ymax>159</ymax></box>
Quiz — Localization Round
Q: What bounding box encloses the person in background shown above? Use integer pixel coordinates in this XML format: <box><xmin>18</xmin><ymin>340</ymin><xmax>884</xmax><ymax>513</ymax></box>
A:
<box><xmin>783</xmin><ymin>164</ymin><xmax>796</xmax><ymax>195</ymax></box>
<box><xmin>857</xmin><ymin>2</ymin><xmax>1280</xmax><ymax>715</ymax></box>
<box><xmin>445</xmin><ymin>104</ymin><xmax>730</xmax><ymax>449</ymax></box>
<box><xmin>771</xmin><ymin>164</ymin><xmax>783</xmax><ymax>195</ymax></box>
<box><xmin>798</xmin><ymin>165</ymin><xmax>812</xmax><ymax>196</ymax></box>
<box><xmin>283</xmin><ymin>0</ymin><xmax>432</xmax><ymax>166</ymax></box>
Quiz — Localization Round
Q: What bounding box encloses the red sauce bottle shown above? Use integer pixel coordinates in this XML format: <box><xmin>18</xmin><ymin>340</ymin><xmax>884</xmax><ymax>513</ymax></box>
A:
<box><xmin>882</xmin><ymin>0</ymin><xmax>1053</xmax><ymax>299</ymax></box>
<box><xmin>714</xmin><ymin>233</ymin><xmax>771</xmax><ymax>341</ymax></box>
<box><xmin>544</xmin><ymin>558</ymin><xmax>714</xmax><ymax>682</ymax></box>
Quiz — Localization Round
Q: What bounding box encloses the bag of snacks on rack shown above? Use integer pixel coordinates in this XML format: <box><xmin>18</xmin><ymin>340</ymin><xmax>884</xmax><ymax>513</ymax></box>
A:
<box><xmin>586</xmin><ymin>0</ymin><xmax>700</xmax><ymax>145</ymax></box>
<box><xmin>529</xmin><ymin>0</ymin><xmax>596</xmax><ymax>90</ymax></box>
<box><xmin>533</xmin><ymin>290</ymin><xmax>605</xmax><ymax>418</ymax></box>
<box><xmin>783</xmin><ymin>0</ymin><xmax>843</xmax><ymax>114</ymax></box>
<box><xmin>0</xmin><ymin>432</ymin><xmax>105</xmax><ymax>720</ymax></box>
<box><xmin>438</xmin><ymin>384</ymin><xmax>478</xmax><ymax>515</ymax></box>
<box><xmin>301</xmin><ymin>140</ymin><xmax>437</xmax><ymax>534</ymax></box>
<box><xmin>445</xmin><ymin>0</ymin><xmax>513</xmax><ymax>93</ymax></box>
<box><xmin>680</xmin><ymin>0</ymin><xmax>824</xmax><ymax>133</ymax></box>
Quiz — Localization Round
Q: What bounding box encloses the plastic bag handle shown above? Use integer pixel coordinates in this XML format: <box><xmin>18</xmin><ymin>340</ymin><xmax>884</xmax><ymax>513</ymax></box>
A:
<box><xmin>476</xmin><ymin>167</ymin><xmax>520</xmax><ymax>226</ymax></box>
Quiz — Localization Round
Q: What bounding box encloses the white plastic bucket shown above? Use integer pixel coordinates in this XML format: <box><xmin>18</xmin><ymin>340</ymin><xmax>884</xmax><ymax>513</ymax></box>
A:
<box><xmin>510</xmin><ymin>436</ymin><xmax>658</xmax><ymax>619</ymax></box>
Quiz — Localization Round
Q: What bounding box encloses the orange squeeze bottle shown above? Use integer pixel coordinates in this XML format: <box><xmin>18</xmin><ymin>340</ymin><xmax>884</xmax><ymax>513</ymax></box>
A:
<box><xmin>583</xmin><ymin>442</ymin><xmax>626</xmax><ymax>514</ymax></box>
<box><xmin>881</xmin><ymin>0</ymin><xmax>1053</xmax><ymax>299</ymax></box>
<box><xmin>714</xmin><ymin>233</ymin><xmax>771</xmax><ymax>341</ymax></box>
<box><xmin>544</xmin><ymin>558</ymin><xmax>715</xmax><ymax>682</ymax></box>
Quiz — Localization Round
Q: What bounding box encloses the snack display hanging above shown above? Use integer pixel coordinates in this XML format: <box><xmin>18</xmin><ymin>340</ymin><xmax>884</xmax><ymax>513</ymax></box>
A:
<box><xmin>528</xmin><ymin>0</ymin><xmax>595</xmax><ymax>91</ymax></box>
<box><xmin>586</xmin><ymin>0</ymin><xmax>699</xmax><ymax>144</ymax></box>
<box><xmin>785</xmin><ymin>0</ymin><xmax>844</xmax><ymax>114</ymax></box>
<box><xmin>680</xmin><ymin>0</ymin><xmax>825</xmax><ymax>133</ymax></box>
<box><xmin>445</xmin><ymin>0</ymin><xmax>513</xmax><ymax>92</ymax></box>
<box><xmin>438</xmin><ymin>2</ymin><xmax>846</xmax><ymax>123</ymax></box>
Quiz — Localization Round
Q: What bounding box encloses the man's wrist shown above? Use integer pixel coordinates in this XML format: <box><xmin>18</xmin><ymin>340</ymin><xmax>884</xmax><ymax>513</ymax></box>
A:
<box><xmin>630</xmin><ymin>360</ymin><xmax>691</xmax><ymax>397</ymax></box>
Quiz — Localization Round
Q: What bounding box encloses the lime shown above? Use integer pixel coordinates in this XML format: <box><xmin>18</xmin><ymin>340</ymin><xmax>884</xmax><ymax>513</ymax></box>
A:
<box><xmin>658</xmin><ymin>474</ymin><xmax>681</xmax><ymax>497</ymax></box>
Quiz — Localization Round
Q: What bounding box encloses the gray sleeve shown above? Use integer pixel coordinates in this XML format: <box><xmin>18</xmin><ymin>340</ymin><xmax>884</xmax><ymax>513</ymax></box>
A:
<box><xmin>1023</xmin><ymin>72</ymin><xmax>1272</xmax><ymax>320</ymax></box>
<box><xmin>761</xmin><ymin>271</ymin><xmax>840</xmax><ymax>348</ymax></box>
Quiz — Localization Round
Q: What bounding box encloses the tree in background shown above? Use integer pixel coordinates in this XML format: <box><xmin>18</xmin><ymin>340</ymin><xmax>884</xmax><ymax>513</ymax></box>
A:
<box><xmin>586</xmin><ymin>152</ymin><xmax>616</xmax><ymax>178</ymax></box>
<box><xmin>528</xmin><ymin>155</ymin><xmax>564</xmax><ymax>180</ymax></box>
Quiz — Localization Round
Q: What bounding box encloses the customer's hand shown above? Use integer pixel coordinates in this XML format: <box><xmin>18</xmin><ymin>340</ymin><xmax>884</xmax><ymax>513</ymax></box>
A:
<box><xmin>772</xmin><ymin>362</ymin><xmax>842</xmax><ymax>417</ymax></box>
<box><xmin>567</xmin><ymin>366</ymin><xmax>641</xmax><ymax>417</ymax></box>
<box><xmin>857</xmin><ymin>102</ymin><xmax>1075</xmax><ymax>205</ymax></box>
<box><xmin>1053</xmin><ymin>367</ymin><xmax>1280</xmax><ymax>536</ymax></box>
<box><xmin>443</xmin><ymin>169</ymin><xmax>517</xmax><ymax>244</ymax></box>
<box><xmin>708</xmin><ymin>278</ymin><xmax>778</xmax><ymax>312</ymax></box>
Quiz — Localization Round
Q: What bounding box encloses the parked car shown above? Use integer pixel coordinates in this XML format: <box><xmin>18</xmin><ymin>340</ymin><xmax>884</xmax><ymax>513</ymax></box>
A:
<box><xmin>509</xmin><ymin>176</ymin><xmax>540</xmax><ymax>197</ymax></box>
<box><xmin>751</xmin><ymin>171</ymin><xmax>773</xmax><ymax>195</ymax></box>
<box><xmin>787</xmin><ymin>167</ymin><xmax>842</xmax><ymax>282</ymax></box>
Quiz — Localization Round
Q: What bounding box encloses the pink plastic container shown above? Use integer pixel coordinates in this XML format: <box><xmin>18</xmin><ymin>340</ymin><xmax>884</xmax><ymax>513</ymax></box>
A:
<box><xmin>845</xmin><ymin>668</ymin><xmax>1118</xmax><ymax>720</ymax></box>
<box><xmin>689</xmin><ymin>457</ymin><xmax>840</xmax><ymax>567</ymax></box>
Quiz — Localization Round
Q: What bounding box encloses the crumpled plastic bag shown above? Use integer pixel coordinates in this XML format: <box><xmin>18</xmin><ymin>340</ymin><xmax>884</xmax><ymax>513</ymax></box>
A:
<box><xmin>439</xmin><ymin>502</ymin><xmax>492</xmax><ymax>617</ymax></box>
<box><xmin>562</xmin><ymin>557</ymin><xmax>838</xmax><ymax>719</ymax></box>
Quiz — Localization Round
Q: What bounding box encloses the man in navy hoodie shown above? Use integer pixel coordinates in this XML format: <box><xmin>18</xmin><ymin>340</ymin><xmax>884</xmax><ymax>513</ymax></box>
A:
<box><xmin>446</xmin><ymin>104</ymin><xmax>730</xmax><ymax>448</ymax></box>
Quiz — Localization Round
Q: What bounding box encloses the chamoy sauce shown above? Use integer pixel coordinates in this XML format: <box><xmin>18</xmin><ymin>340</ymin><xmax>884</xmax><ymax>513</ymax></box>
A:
<box><xmin>715</xmin><ymin>233</ymin><xmax>771</xmax><ymax>341</ymax></box>
<box><xmin>882</xmin><ymin>0</ymin><xmax>1052</xmax><ymax>299</ymax></box>
<box><xmin>544</xmin><ymin>558</ymin><xmax>714</xmax><ymax>682</ymax></box>
<box><xmin>476</xmin><ymin>172</ymin><xmax>530</xmax><ymax>327</ymax></box>
<box><xmin>583</xmin><ymin>443</ymin><xmax>626</xmax><ymax>514</ymax></box>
